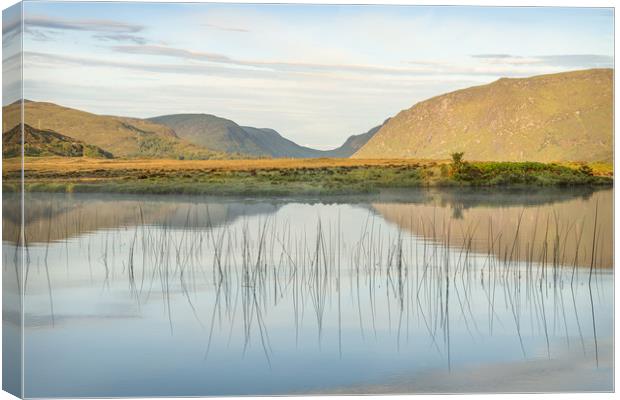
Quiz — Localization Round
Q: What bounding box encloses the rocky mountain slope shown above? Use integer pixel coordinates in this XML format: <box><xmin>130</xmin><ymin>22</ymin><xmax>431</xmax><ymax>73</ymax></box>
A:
<box><xmin>3</xmin><ymin>123</ymin><xmax>113</xmax><ymax>158</ymax></box>
<box><xmin>353</xmin><ymin>69</ymin><xmax>613</xmax><ymax>162</ymax></box>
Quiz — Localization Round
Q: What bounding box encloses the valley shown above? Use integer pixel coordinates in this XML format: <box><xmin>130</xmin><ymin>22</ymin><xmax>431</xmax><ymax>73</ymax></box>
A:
<box><xmin>2</xmin><ymin>69</ymin><xmax>614</xmax><ymax>195</ymax></box>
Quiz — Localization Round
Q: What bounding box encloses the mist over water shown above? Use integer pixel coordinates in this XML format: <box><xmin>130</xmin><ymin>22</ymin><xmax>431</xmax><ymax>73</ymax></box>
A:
<box><xmin>7</xmin><ymin>188</ymin><xmax>613</xmax><ymax>397</ymax></box>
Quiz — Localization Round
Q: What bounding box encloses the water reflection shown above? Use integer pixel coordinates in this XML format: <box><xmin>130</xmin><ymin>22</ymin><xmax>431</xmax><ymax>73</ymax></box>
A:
<box><xmin>14</xmin><ymin>188</ymin><xmax>613</xmax><ymax>397</ymax></box>
<box><xmin>4</xmin><ymin>193</ymin><xmax>282</xmax><ymax>244</ymax></box>
<box><xmin>9</xmin><ymin>188</ymin><xmax>612</xmax><ymax>269</ymax></box>
<box><xmin>373</xmin><ymin>188</ymin><xmax>612</xmax><ymax>268</ymax></box>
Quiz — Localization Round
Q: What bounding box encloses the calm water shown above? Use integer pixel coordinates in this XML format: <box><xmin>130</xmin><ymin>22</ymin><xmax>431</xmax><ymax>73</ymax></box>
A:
<box><xmin>4</xmin><ymin>188</ymin><xmax>613</xmax><ymax>397</ymax></box>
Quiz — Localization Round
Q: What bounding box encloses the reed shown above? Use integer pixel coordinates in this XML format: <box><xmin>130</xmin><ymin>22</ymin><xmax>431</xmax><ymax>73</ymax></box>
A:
<box><xmin>25</xmin><ymin>196</ymin><xmax>606</xmax><ymax>370</ymax></box>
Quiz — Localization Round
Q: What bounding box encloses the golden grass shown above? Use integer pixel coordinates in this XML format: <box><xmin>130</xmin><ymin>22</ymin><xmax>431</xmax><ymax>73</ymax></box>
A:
<box><xmin>5</xmin><ymin>156</ymin><xmax>446</xmax><ymax>174</ymax></box>
<box><xmin>3</xmin><ymin>156</ymin><xmax>612</xmax><ymax>197</ymax></box>
<box><xmin>5</xmin><ymin>156</ymin><xmax>612</xmax><ymax>176</ymax></box>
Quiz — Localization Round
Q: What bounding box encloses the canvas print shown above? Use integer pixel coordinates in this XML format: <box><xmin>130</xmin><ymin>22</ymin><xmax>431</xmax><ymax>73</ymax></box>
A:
<box><xmin>2</xmin><ymin>2</ymin><xmax>614</xmax><ymax>398</ymax></box>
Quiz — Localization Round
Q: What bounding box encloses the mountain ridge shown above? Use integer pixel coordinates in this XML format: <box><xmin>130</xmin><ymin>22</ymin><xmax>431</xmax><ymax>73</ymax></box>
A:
<box><xmin>353</xmin><ymin>68</ymin><xmax>613</xmax><ymax>162</ymax></box>
<box><xmin>2</xmin><ymin>102</ymin><xmax>227</xmax><ymax>159</ymax></box>
<box><xmin>5</xmin><ymin>68</ymin><xmax>612</xmax><ymax>162</ymax></box>
<box><xmin>148</xmin><ymin>113</ymin><xmax>383</xmax><ymax>158</ymax></box>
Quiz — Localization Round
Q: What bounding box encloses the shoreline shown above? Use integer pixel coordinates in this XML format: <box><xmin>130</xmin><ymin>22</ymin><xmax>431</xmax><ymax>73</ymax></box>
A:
<box><xmin>3</xmin><ymin>157</ymin><xmax>613</xmax><ymax>196</ymax></box>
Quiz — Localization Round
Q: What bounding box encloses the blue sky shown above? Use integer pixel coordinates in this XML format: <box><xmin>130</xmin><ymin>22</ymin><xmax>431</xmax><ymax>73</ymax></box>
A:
<box><xmin>3</xmin><ymin>3</ymin><xmax>614</xmax><ymax>148</ymax></box>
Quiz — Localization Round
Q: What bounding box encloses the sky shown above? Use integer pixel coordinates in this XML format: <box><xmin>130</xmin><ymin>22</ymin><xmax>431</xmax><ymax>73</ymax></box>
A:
<box><xmin>2</xmin><ymin>3</ymin><xmax>614</xmax><ymax>149</ymax></box>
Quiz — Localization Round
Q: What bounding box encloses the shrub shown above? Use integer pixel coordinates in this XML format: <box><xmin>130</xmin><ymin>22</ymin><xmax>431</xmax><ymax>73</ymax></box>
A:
<box><xmin>578</xmin><ymin>164</ymin><xmax>593</xmax><ymax>176</ymax></box>
<box><xmin>450</xmin><ymin>151</ymin><xmax>466</xmax><ymax>174</ymax></box>
<box><xmin>451</xmin><ymin>152</ymin><xmax>465</xmax><ymax>167</ymax></box>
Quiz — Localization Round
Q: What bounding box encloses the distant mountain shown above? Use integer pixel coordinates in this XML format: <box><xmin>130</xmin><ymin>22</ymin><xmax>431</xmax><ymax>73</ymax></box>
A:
<box><xmin>148</xmin><ymin>114</ymin><xmax>265</xmax><ymax>156</ymax></box>
<box><xmin>240</xmin><ymin>126</ymin><xmax>321</xmax><ymax>158</ymax></box>
<box><xmin>3</xmin><ymin>124</ymin><xmax>113</xmax><ymax>158</ymax></box>
<box><xmin>325</xmin><ymin>122</ymin><xmax>386</xmax><ymax>157</ymax></box>
<box><xmin>2</xmin><ymin>101</ymin><xmax>382</xmax><ymax>160</ymax></box>
<box><xmin>149</xmin><ymin>113</ymin><xmax>384</xmax><ymax>158</ymax></box>
<box><xmin>353</xmin><ymin>68</ymin><xmax>613</xmax><ymax>162</ymax></box>
<box><xmin>2</xmin><ymin>102</ymin><xmax>227</xmax><ymax>159</ymax></box>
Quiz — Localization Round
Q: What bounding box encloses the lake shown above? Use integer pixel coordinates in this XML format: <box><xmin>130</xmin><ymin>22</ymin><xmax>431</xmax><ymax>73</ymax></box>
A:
<box><xmin>3</xmin><ymin>187</ymin><xmax>613</xmax><ymax>397</ymax></box>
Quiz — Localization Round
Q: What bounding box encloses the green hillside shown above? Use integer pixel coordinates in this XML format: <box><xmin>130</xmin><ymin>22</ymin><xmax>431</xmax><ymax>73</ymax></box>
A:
<box><xmin>2</xmin><ymin>102</ymin><xmax>227</xmax><ymax>159</ymax></box>
<box><xmin>149</xmin><ymin>114</ymin><xmax>383</xmax><ymax>158</ymax></box>
<box><xmin>148</xmin><ymin>114</ymin><xmax>265</xmax><ymax>156</ymax></box>
<box><xmin>3</xmin><ymin>124</ymin><xmax>113</xmax><ymax>158</ymax></box>
<box><xmin>353</xmin><ymin>69</ymin><xmax>613</xmax><ymax>162</ymax></box>
<box><xmin>240</xmin><ymin>126</ymin><xmax>319</xmax><ymax>157</ymax></box>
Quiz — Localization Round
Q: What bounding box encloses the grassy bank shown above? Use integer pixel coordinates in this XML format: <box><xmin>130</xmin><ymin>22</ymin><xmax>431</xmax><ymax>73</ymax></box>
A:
<box><xmin>3</xmin><ymin>157</ymin><xmax>612</xmax><ymax>196</ymax></box>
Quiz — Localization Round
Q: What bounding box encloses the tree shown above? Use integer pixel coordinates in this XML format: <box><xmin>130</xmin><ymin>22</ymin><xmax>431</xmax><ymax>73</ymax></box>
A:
<box><xmin>451</xmin><ymin>151</ymin><xmax>464</xmax><ymax>165</ymax></box>
<box><xmin>451</xmin><ymin>152</ymin><xmax>465</xmax><ymax>172</ymax></box>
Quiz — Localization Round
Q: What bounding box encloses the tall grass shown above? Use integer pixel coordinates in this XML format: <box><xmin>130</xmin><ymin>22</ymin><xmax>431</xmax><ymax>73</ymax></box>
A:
<box><xmin>22</xmin><ymin>198</ymin><xmax>607</xmax><ymax>370</ymax></box>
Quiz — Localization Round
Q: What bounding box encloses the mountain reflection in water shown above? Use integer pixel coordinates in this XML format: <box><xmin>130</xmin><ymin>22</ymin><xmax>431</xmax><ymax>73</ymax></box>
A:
<box><xmin>2</xmin><ymin>188</ymin><xmax>612</xmax><ymax>396</ymax></box>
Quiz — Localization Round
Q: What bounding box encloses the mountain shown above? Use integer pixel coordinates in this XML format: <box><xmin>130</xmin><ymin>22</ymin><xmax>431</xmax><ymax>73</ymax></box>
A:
<box><xmin>148</xmin><ymin>114</ymin><xmax>265</xmax><ymax>156</ymax></box>
<box><xmin>240</xmin><ymin>126</ymin><xmax>321</xmax><ymax>157</ymax></box>
<box><xmin>149</xmin><ymin>114</ymin><xmax>384</xmax><ymax>158</ymax></box>
<box><xmin>325</xmin><ymin>122</ymin><xmax>385</xmax><ymax>157</ymax></box>
<box><xmin>239</xmin><ymin>125</ymin><xmax>383</xmax><ymax>158</ymax></box>
<box><xmin>353</xmin><ymin>69</ymin><xmax>613</xmax><ymax>162</ymax></box>
<box><xmin>2</xmin><ymin>101</ymin><xmax>227</xmax><ymax>159</ymax></box>
<box><xmin>3</xmin><ymin>124</ymin><xmax>113</xmax><ymax>158</ymax></box>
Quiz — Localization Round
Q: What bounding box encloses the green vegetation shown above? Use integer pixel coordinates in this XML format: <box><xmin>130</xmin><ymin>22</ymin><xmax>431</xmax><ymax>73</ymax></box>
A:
<box><xmin>3</xmin><ymin>124</ymin><xmax>113</xmax><ymax>159</ymax></box>
<box><xmin>5</xmin><ymin>157</ymin><xmax>611</xmax><ymax>196</ymax></box>
<box><xmin>448</xmin><ymin>153</ymin><xmax>610</xmax><ymax>187</ymax></box>
<box><xmin>131</xmin><ymin>133</ymin><xmax>230</xmax><ymax>160</ymax></box>
<box><xmin>450</xmin><ymin>152</ymin><xmax>465</xmax><ymax>173</ymax></box>
<box><xmin>11</xmin><ymin>165</ymin><xmax>424</xmax><ymax>196</ymax></box>
<box><xmin>453</xmin><ymin>161</ymin><xmax>610</xmax><ymax>186</ymax></box>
